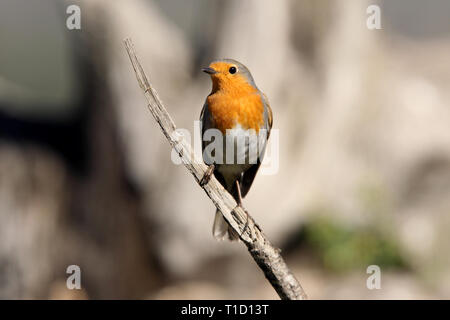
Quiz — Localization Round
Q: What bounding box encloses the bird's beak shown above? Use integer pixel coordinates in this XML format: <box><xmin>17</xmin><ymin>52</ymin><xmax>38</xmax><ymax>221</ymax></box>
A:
<box><xmin>202</xmin><ymin>67</ymin><xmax>217</xmax><ymax>75</ymax></box>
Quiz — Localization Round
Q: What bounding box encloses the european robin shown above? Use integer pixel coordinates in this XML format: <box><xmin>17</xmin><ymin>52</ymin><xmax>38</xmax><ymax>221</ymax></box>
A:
<box><xmin>199</xmin><ymin>59</ymin><xmax>273</xmax><ymax>241</ymax></box>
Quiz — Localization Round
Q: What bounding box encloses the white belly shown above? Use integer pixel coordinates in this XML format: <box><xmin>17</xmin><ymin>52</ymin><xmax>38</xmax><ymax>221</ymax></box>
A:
<box><xmin>203</xmin><ymin>124</ymin><xmax>267</xmax><ymax>188</ymax></box>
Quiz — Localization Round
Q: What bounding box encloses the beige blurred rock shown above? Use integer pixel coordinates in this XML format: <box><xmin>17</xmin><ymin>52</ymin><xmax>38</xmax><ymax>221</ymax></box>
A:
<box><xmin>48</xmin><ymin>281</ymin><xmax>88</xmax><ymax>300</ymax></box>
<box><xmin>0</xmin><ymin>143</ymin><xmax>67</xmax><ymax>298</ymax></box>
<box><xmin>150</xmin><ymin>281</ymin><xmax>227</xmax><ymax>300</ymax></box>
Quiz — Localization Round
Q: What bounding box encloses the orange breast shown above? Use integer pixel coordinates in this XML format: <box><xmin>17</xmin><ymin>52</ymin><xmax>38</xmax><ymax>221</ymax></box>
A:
<box><xmin>207</xmin><ymin>89</ymin><xmax>264</xmax><ymax>133</ymax></box>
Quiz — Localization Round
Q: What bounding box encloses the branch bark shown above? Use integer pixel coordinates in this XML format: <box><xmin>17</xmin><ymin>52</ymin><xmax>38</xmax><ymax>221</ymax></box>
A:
<box><xmin>124</xmin><ymin>38</ymin><xmax>307</xmax><ymax>300</ymax></box>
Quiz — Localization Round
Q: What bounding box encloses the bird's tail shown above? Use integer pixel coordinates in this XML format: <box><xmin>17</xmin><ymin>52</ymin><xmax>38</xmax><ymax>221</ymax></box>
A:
<box><xmin>212</xmin><ymin>209</ymin><xmax>239</xmax><ymax>241</ymax></box>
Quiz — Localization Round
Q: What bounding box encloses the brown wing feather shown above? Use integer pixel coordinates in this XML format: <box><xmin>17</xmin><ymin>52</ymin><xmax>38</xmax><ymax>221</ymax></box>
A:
<box><xmin>263</xmin><ymin>92</ymin><xmax>273</xmax><ymax>134</ymax></box>
<box><xmin>200</xmin><ymin>101</ymin><xmax>229</xmax><ymax>190</ymax></box>
<box><xmin>200</xmin><ymin>101</ymin><xmax>215</xmax><ymax>155</ymax></box>
<box><xmin>239</xmin><ymin>163</ymin><xmax>260</xmax><ymax>198</ymax></box>
<box><xmin>239</xmin><ymin>92</ymin><xmax>273</xmax><ymax>198</ymax></box>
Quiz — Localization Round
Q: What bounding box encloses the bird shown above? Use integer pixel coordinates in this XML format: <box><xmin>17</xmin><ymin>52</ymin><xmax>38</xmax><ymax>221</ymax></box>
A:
<box><xmin>199</xmin><ymin>59</ymin><xmax>273</xmax><ymax>241</ymax></box>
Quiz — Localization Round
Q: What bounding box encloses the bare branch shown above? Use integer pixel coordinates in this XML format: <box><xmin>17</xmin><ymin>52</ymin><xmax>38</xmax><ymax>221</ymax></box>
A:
<box><xmin>124</xmin><ymin>38</ymin><xmax>307</xmax><ymax>300</ymax></box>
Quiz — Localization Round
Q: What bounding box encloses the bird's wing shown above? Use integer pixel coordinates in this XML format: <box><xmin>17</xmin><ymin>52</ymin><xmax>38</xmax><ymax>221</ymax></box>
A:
<box><xmin>200</xmin><ymin>100</ymin><xmax>213</xmax><ymax>153</ymax></box>
<box><xmin>200</xmin><ymin>100</ymin><xmax>228</xmax><ymax>188</ymax></box>
<box><xmin>239</xmin><ymin>92</ymin><xmax>273</xmax><ymax>198</ymax></box>
<box><xmin>262</xmin><ymin>92</ymin><xmax>273</xmax><ymax>136</ymax></box>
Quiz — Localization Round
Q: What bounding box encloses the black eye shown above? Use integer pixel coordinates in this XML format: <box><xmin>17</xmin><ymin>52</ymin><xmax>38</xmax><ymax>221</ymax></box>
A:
<box><xmin>229</xmin><ymin>66</ymin><xmax>237</xmax><ymax>74</ymax></box>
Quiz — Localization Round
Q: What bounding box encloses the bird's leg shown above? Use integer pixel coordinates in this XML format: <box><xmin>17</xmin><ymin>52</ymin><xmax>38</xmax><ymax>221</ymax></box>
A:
<box><xmin>235</xmin><ymin>180</ymin><xmax>243</xmax><ymax>207</ymax></box>
<box><xmin>199</xmin><ymin>164</ymin><xmax>215</xmax><ymax>186</ymax></box>
<box><xmin>235</xmin><ymin>180</ymin><xmax>250</xmax><ymax>238</ymax></box>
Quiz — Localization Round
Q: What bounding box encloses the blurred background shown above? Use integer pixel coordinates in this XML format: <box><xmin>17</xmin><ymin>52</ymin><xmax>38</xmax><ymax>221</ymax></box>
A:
<box><xmin>0</xmin><ymin>0</ymin><xmax>449</xmax><ymax>299</ymax></box>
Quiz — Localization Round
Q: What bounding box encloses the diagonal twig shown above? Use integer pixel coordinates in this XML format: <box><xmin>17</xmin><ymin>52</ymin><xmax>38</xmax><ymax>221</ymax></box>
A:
<box><xmin>124</xmin><ymin>38</ymin><xmax>307</xmax><ymax>300</ymax></box>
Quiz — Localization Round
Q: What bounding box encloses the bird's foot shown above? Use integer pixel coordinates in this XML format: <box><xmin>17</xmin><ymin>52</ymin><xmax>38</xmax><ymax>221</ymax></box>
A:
<box><xmin>200</xmin><ymin>164</ymin><xmax>215</xmax><ymax>186</ymax></box>
<box><xmin>236</xmin><ymin>206</ymin><xmax>250</xmax><ymax>239</ymax></box>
